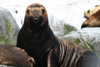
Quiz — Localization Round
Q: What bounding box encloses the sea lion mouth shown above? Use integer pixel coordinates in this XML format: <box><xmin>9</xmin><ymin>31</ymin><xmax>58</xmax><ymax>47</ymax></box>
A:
<box><xmin>33</xmin><ymin>17</ymin><xmax>39</xmax><ymax>21</ymax></box>
<box><xmin>33</xmin><ymin>17</ymin><xmax>40</xmax><ymax>22</ymax></box>
<box><xmin>29</xmin><ymin>16</ymin><xmax>42</xmax><ymax>23</ymax></box>
<box><xmin>33</xmin><ymin>16</ymin><xmax>43</xmax><ymax>24</ymax></box>
<box><xmin>28</xmin><ymin>16</ymin><xmax>43</xmax><ymax>29</ymax></box>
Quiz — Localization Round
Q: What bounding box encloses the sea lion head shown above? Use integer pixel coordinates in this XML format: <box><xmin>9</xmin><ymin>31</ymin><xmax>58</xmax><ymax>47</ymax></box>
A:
<box><xmin>82</xmin><ymin>10</ymin><xmax>100</xmax><ymax>28</ymax></box>
<box><xmin>84</xmin><ymin>5</ymin><xmax>100</xmax><ymax>19</ymax></box>
<box><xmin>25</xmin><ymin>3</ymin><xmax>48</xmax><ymax>29</ymax></box>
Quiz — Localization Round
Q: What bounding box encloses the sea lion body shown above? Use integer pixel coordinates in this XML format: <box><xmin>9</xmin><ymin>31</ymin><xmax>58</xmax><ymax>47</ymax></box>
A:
<box><xmin>0</xmin><ymin>45</ymin><xmax>34</xmax><ymax>67</ymax></box>
<box><xmin>82</xmin><ymin>10</ymin><xmax>100</xmax><ymax>28</ymax></box>
<box><xmin>17</xmin><ymin>3</ymin><xmax>100</xmax><ymax>67</ymax></box>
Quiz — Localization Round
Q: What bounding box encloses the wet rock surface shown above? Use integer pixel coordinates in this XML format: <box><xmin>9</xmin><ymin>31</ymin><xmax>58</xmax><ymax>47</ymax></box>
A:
<box><xmin>0</xmin><ymin>7</ymin><xmax>19</xmax><ymax>45</ymax></box>
<box><xmin>63</xmin><ymin>28</ymin><xmax>100</xmax><ymax>57</ymax></box>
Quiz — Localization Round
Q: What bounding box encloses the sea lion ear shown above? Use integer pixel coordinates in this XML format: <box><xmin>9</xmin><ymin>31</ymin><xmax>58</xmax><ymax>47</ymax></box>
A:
<box><xmin>28</xmin><ymin>57</ymin><xmax>35</xmax><ymax>64</ymax></box>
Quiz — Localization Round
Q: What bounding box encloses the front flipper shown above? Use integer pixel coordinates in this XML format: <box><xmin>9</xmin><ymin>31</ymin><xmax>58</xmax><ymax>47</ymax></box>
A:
<box><xmin>47</xmin><ymin>49</ymin><xmax>60</xmax><ymax>67</ymax></box>
<box><xmin>77</xmin><ymin>51</ymin><xmax>100</xmax><ymax>67</ymax></box>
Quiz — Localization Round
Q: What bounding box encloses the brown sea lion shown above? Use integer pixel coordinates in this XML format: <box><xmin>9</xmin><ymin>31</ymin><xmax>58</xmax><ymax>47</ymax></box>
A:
<box><xmin>81</xmin><ymin>9</ymin><xmax>100</xmax><ymax>28</ymax></box>
<box><xmin>17</xmin><ymin>3</ymin><xmax>100</xmax><ymax>67</ymax></box>
<box><xmin>0</xmin><ymin>45</ymin><xmax>34</xmax><ymax>67</ymax></box>
<box><xmin>84</xmin><ymin>5</ymin><xmax>100</xmax><ymax>19</ymax></box>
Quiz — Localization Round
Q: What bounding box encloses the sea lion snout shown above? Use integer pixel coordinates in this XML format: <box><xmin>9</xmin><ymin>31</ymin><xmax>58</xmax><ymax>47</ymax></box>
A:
<box><xmin>28</xmin><ymin>9</ymin><xmax>42</xmax><ymax>20</ymax></box>
<box><xmin>33</xmin><ymin>10</ymin><xmax>39</xmax><ymax>16</ymax></box>
<box><xmin>81</xmin><ymin>24</ymin><xmax>89</xmax><ymax>28</ymax></box>
<box><xmin>32</xmin><ymin>10</ymin><xmax>42</xmax><ymax>22</ymax></box>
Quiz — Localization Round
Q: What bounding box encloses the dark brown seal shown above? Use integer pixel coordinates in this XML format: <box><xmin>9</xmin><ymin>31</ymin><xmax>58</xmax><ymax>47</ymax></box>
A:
<box><xmin>17</xmin><ymin>3</ymin><xmax>100</xmax><ymax>67</ymax></box>
<box><xmin>0</xmin><ymin>45</ymin><xmax>34</xmax><ymax>67</ymax></box>
<box><xmin>82</xmin><ymin>10</ymin><xmax>100</xmax><ymax>28</ymax></box>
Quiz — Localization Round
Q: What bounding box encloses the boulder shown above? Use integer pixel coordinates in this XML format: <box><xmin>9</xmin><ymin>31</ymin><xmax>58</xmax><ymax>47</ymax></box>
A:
<box><xmin>62</xmin><ymin>28</ymin><xmax>100</xmax><ymax>57</ymax></box>
<box><xmin>49</xmin><ymin>15</ymin><xmax>77</xmax><ymax>37</ymax></box>
<box><xmin>0</xmin><ymin>65</ymin><xmax>14</xmax><ymax>67</ymax></box>
<box><xmin>0</xmin><ymin>7</ymin><xmax>19</xmax><ymax>45</ymax></box>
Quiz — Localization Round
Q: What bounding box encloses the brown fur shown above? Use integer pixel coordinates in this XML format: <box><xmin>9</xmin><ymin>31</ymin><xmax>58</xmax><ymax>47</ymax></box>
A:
<box><xmin>17</xmin><ymin>3</ymin><xmax>100</xmax><ymax>67</ymax></box>
<box><xmin>25</xmin><ymin>3</ymin><xmax>48</xmax><ymax>30</ymax></box>
<box><xmin>84</xmin><ymin>5</ymin><xmax>100</xmax><ymax>19</ymax></box>
<box><xmin>0</xmin><ymin>45</ymin><xmax>34</xmax><ymax>67</ymax></box>
<box><xmin>82</xmin><ymin>10</ymin><xmax>100</xmax><ymax>28</ymax></box>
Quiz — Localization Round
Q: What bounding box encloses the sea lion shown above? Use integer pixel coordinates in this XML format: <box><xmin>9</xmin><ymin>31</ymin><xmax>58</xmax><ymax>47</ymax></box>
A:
<box><xmin>81</xmin><ymin>9</ymin><xmax>100</xmax><ymax>28</ymax></box>
<box><xmin>84</xmin><ymin>5</ymin><xmax>100</xmax><ymax>19</ymax></box>
<box><xmin>17</xmin><ymin>3</ymin><xmax>100</xmax><ymax>67</ymax></box>
<box><xmin>0</xmin><ymin>45</ymin><xmax>34</xmax><ymax>67</ymax></box>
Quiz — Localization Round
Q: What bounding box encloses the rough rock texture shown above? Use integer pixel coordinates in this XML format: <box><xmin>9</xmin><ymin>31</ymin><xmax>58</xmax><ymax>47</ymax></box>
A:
<box><xmin>0</xmin><ymin>7</ymin><xmax>19</xmax><ymax>45</ymax></box>
<box><xmin>0</xmin><ymin>65</ymin><xmax>14</xmax><ymax>67</ymax></box>
<box><xmin>49</xmin><ymin>15</ymin><xmax>77</xmax><ymax>37</ymax></box>
<box><xmin>62</xmin><ymin>28</ymin><xmax>100</xmax><ymax>57</ymax></box>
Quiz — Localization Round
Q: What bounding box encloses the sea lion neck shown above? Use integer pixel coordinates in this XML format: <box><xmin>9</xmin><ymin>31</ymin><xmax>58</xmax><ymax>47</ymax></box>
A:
<box><xmin>24</xmin><ymin>19</ymin><xmax>49</xmax><ymax>32</ymax></box>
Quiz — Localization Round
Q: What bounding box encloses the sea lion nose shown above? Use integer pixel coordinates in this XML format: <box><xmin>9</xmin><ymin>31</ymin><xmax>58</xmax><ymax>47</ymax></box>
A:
<box><xmin>81</xmin><ymin>24</ymin><xmax>89</xmax><ymax>28</ymax></box>
<box><xmin>33</xmin><ymin>10</ymin><xmax>39</xmax><ymax>16</ymax></box>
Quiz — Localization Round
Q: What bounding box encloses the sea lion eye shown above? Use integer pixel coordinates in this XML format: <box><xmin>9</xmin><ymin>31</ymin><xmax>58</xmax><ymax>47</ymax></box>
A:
<box><xmin>42</xmin><ymin>9</ymin><xmax>45</xmax><ymax>14</ymax></box>
<box><xmin>27</xmin><ymin>10</ymin><xmax>30</xmax><ymax>14</ymax></box>
<box><xmin>87</xmin><ymin>10</ymin><xmax>90</xmax><ymax>13</ymax></box>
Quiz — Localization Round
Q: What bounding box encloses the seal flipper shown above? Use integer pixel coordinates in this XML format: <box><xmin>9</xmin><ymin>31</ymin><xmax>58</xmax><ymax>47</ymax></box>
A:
<box><xmin>77</xmin><ymin>51</ymin><xmax>100</xmax><ymax>67</ymax></box>
<box><xmin>47</xmin><ymin>49</ymin><xmax>60</xmax><ymax>67</ymax></box>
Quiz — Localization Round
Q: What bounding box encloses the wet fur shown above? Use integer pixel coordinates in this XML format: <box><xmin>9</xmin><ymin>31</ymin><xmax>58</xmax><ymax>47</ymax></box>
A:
<box><xmin>82</xmin><ymin>10</ymin><xmax>100</xmax><ymax>28</ymax></box>
<box><xmin>84</xmin><ymin>5</ymin><xmax>100</xmax><ymax>19</ymax></box>
<box><xmin>0</xmin><ymin>45</ymin><xmax>34</xmax><ymax>67</ymax></box>
<box><xmin>17</xmin><ymin>3</ymin><xmax>100</xmax><ymax>67</ymax></box>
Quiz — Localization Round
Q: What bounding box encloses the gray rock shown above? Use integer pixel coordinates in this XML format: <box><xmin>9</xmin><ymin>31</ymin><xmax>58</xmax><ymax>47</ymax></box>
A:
<box><xmin>62</xmin><ymin>28</ymin><xmax>100</xmax><ymax>57</ymax></box>
<box><xmin>0</xmin><ymin>7</ymin><xmax>19</xmax><ymax>45</ymax></box>
<box><xmin>49</xmin><ymin>15</ymin><xmax>77</xmax><ymax>37</ymax></box>
<box><xmin>0</xmin><ymin>65</ymin><xmax>14</xmax><ymax>67</ymax></box>
<box><xmin>49</xmin><ymin>14</ymin><xmax>64</xmax><ymax>37</ymax></box>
